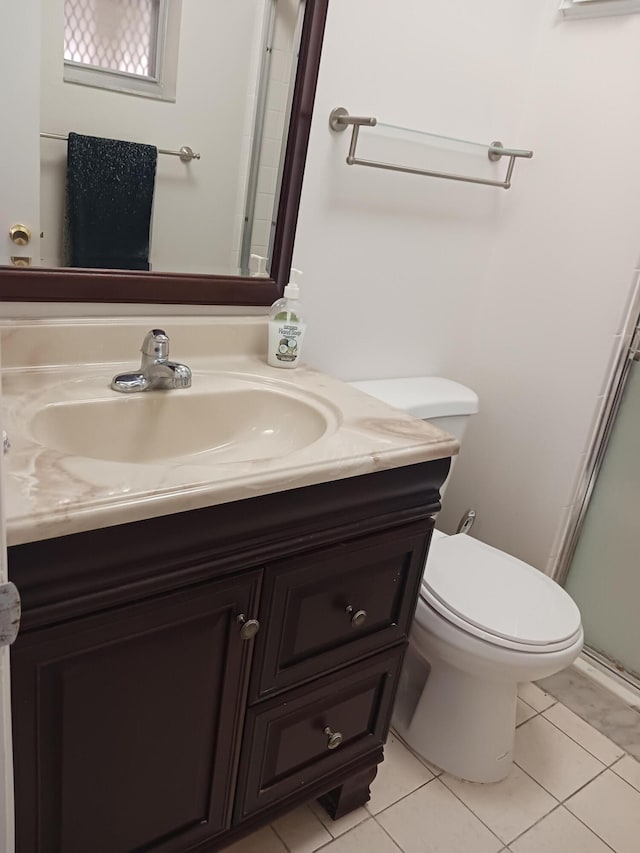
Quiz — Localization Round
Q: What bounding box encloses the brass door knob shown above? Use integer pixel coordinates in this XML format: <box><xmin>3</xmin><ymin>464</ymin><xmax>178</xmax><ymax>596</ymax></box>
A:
<box><xmin>324</xmin><ymin>727</ymin><xmax>343</xmax><ymax>750</ymax></box>
<box><xmin>9</xmin><ymin>224</ymin><xmax>31</xmax><ymax>246</ymax></box>
<box><xmin>237</xmin><ymin>614</ymin><xmax>260</xmax><ymax>640</ymax></box>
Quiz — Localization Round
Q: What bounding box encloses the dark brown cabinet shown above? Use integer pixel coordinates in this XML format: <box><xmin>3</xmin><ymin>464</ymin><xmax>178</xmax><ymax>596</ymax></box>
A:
<box><xmin>251</xmin><ymin>524</ymin><xmax>430</xmax><ymax>699</ymax></box>
<box><xmin>236</xmin><ymin>646</ymin><xmax>404</xmax><ymax>819</ymax></box>
<box><xmin>9</xmin><ymin>459</ymin><xmax>450</xmax><ymax>852</ymax></box>
<box><xmin>12</xmin><ymin>573</ymin><xmax>261</xmax><ymax>853</ymax></box>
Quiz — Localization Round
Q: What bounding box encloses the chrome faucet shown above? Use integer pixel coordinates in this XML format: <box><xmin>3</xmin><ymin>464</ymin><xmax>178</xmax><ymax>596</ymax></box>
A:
<box><xmin>111</xmin><ymin>329</ymin><xmax>192</xmax><ymax>393</ymax></box>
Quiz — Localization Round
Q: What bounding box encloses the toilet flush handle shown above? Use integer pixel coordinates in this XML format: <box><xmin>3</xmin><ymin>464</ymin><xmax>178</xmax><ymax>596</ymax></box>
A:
<box><xmin>456</xmin><ymin>508</ymin><xmax>477</xmax><ymax>535</ymax></box>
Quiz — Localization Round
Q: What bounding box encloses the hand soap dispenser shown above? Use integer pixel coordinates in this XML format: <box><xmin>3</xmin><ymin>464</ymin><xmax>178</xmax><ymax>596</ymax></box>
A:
<box><xmin>267</xmin><ymin>269</ymin><xmax>306</xmax><ymax>369</ymax></box>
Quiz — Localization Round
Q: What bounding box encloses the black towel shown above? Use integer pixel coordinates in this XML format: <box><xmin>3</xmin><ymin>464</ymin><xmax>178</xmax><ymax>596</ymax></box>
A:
<box><xmin>65</xmin><ymin>132</ymin><xmax>158</xmax><ymax>270</ymax></box>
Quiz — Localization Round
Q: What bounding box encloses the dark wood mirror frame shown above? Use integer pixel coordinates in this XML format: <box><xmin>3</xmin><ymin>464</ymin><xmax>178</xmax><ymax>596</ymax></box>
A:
<box><xmin>0</xmin><ymin>0</ymin><xmax>329</xmax><ymax>307</ymax></box>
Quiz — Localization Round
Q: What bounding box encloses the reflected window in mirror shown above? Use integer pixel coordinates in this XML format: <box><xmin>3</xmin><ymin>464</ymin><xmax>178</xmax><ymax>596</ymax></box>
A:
<box><xmin>63</xmin><ymin>0</ymin><xmax>180</xmax><ymax>101</ymax></box>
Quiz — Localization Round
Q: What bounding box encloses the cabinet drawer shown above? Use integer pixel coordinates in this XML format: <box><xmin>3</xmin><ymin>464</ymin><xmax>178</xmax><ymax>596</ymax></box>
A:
<box><xmin>236</xmin><ymin>645</ymin><xmax>403</xmax><ymax>819</ymax></box>
<box><xmin>252</xmin><ymin>522</ymin><xmax>430</xmax><ymax>698</ymax></box>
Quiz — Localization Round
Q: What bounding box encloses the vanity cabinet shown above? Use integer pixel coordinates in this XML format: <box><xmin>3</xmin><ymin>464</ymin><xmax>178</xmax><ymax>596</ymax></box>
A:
<box><xmin>11</xmin><ymin>573</ymin><xmax>260</xmax><ymax>853</ymax></box>
<box><xmin>8</xmin><ymin>458</ymin><xmax>449</xmax><ymax>852</ymax></box>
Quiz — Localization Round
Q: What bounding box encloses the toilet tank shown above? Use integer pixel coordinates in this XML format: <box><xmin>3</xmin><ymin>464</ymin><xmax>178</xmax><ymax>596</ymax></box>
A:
<box><xmin>348</xmin><ymin>377</ymin><xmax>479</xmax><ymax>498</ymax></box>
<box><xmin>348</xmin><ymin>377</ymin><xmax>479</xmax><ymax>441</ymax></box>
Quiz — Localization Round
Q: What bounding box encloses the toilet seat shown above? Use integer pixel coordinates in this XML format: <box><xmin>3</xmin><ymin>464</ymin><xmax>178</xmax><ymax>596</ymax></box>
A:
<box><xmin>420</xmin><ymin>534</ymin><xmax>582</xmax><ymax>652</ymax></box>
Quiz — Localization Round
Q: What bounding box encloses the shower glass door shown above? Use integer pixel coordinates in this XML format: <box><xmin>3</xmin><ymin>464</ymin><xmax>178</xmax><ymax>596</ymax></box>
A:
<box><xmin>566</xmin><ymin>357</ymin><xmax>640</xmax><ymax>683</ymax></box>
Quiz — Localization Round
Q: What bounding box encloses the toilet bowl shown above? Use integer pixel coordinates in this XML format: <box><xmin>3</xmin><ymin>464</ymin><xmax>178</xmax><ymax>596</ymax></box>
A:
<box><xmin>349</xmin><ymin>377</ymin><xmax>584</xmax><ymax>783</ymax></box>
<box><xmin>392</xmin><ymin>530</ymin><xmax>583</xmax><ymax>782</ymax></box>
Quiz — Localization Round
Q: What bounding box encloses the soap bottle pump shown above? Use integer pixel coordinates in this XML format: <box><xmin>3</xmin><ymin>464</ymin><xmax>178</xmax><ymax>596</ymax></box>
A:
<box><xmin>267</xmin><ymin>269</ymin><xmax>306</xmax><ymax>369</ymax></box>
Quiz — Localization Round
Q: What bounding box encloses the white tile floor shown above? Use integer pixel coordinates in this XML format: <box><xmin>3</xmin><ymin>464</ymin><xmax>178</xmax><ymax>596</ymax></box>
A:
<box><xmin>223</xmin><ymin>684</ymin><xmax>640</xmax><ymax>853</ymax></box>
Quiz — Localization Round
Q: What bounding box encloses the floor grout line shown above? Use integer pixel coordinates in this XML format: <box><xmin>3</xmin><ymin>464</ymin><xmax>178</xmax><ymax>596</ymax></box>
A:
<box><xmin>558</xmin><ymin>762</ymin><xmax>610</xmax><ymax>805</ymax></box>
<box><xmin>264</xmin><ymin>752</ymin><xmax>631</xmax><ymax>853</ymax></box>
<box><xmin>516</xmin><ymin>705</ymin><xmax>542</xmax><ymax>727</ymax></box>
<box><xmin>434</xmin><ymin>773</ymin><xmax>516</xmax><ymax>849</ymax></box>
<box><xmin>370</xmin><ymin>813</ymin><xmax>410</xmax><ymax>852</ymax></box>
<box><xmin>540</xmin><ymin>709</ymin><xmax>625</xmax><ymax>767</ymax></box>
<box><xmin>510</xmin><ymin>753</ymin><xmax>611</xmax><ymax>808</ymax></box>
<box><xmin>368</xmin><ymin>774</ymin><xmax>438</xmax><ymax>819</ymax></box>
<box><xmin>269</xmin><ymin>818</ymin><xmax>294</xmax><ymax>853</ymax></box>
<box><xmin>511</xmin><ymin>762</ymin><xmax>618</xmax><ymax>853</ymax></box>
<box><xmin>539</xmin><ymin>672</ymin><xmax>640</xmax><ymax>762</ymax></box>
<box><xmin>560</xmin><ymin>770</ymin><xmax>621</xmax><ymax>853</ymax></box>
<box><xmin>389</xmin><ymin>728</ymin><xmax>443</xmax><ymax>775</ymax></box>
<box><xmin>304</xmin><ymin>814</ymin><xmax>374</xmax><ymax>853</ymax></box>
<box><xmin>504</xmin><ymin>802</ymin><xmax>564</xmax><ymax>847</ymax></box>
<box><xmin>562</xmin><ymin>807</ymin><xmax>619</xmax><ymax>853</ymax></box>
<box><xmin>610</xmin><ymin>760</ymin><xmax>640</xmax><ymax>797</ymax></box>
<box><xmin>255</xmin><ymin>693</ymin><xmax>639</xmax><ymax>853</ymax></box>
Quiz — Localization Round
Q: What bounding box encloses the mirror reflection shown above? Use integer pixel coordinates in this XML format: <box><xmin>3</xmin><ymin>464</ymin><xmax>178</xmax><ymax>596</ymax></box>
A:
<box><xmin>38</xmin><ymin>0</ymin><xmax>304</xmax><ymax>277</ymax></box>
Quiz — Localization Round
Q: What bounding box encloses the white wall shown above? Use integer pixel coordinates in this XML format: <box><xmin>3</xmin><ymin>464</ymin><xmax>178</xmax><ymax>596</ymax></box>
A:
<box><xmin>292</xmin><ymin>0</ymin><xmax>640</xmax><ymax>573</ymax></box>
<box><xmin>40</xmin><ymin>0</ymin><xmax>265</xmax><ymax>275</ymax></box>
<box><xmin>8</xmin><ymin>0</ymin><xmax>640</xmax><ymax>578</ymax></box>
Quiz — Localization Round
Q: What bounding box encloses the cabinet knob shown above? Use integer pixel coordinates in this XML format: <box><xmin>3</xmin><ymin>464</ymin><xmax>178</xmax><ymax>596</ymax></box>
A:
<box><xmin>324</xmin><ymin>727</ymin><xmax>343</xmax><ymax>750</ymax></box>
<box><xmin>237</xmin><ymin>614</ymin><xmax>260</xmax><ymax>640</ymax></box>
<box><xmin>346</xmin><ymin>605</ymin><xmax>367</xmax><ymax>627</ymax></box>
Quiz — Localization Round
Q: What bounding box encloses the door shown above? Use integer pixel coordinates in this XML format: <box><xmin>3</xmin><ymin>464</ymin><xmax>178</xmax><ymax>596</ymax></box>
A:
<box><xmin>0</xmin><ymin>6</ymin><xmax>41</xmax><ymax>849</ymax></box>
<box><xmin>0</xmin><ymin>3</ymin><xmax>40</xmax><ymax>267</ymax></box>
<box><xmin>566</xmin><ymin>351</ymin><xmax>640</xmax><ymax>683</ymax></box>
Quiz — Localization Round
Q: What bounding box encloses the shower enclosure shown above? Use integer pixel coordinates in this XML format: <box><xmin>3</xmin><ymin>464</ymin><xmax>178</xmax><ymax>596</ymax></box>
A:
<box><xmin>559</xmin><ymin>312</ymin><xmax>640</xmax><ymax>689</ymax></box>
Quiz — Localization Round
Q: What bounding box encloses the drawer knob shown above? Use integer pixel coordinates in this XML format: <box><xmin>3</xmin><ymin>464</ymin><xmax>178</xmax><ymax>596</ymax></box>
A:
<box><xmin>237</xmin><ymin>614</ymin><xmax>260</xmax><ymax>640</ymax></box>
<box><xmin>324</xmin><ymin>727</ymin><xmax>343</xmax><ymax>750</ymax></box>
<box><xmin>346</xmin><ymin>605</ymin><xmax>367</xmax><ymax>627</ymax></box>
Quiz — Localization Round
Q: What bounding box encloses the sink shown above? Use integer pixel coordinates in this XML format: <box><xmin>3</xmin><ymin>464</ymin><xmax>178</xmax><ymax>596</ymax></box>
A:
<box><xmin>29</xmin><ymin>385</ymin><xmax>333</xmax><ymax>465</ymax></box>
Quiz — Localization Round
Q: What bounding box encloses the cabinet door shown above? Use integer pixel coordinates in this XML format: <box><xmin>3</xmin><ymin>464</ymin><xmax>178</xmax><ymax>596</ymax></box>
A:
<box><xmin>11</xmin><ymin>572</ymin><xmax>260</xmax><ymax>853</ymax></box>
<box><xmin>252</xmin><ymin>522</ymin><xmax>430</xmax><ymax>698</ymax></box>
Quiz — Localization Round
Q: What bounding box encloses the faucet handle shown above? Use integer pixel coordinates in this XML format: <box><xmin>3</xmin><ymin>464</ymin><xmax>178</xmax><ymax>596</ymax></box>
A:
<box><xmin>141</xmin><ymin>329</ymin><xmax>169</xmax><ymax>359</ymax></box>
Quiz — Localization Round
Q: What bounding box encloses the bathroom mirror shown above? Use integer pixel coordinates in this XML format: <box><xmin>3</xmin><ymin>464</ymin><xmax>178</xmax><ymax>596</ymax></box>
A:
<box><xmin>0</xmin><ymin>0</ymin><xmax>329</xmax><ymax>306</ymax></box>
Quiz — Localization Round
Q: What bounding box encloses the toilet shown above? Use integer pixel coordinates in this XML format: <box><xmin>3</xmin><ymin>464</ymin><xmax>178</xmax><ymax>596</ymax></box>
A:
<box><xmin>350</xmin><ymin>377</ymin><xmax>583</xmax><ymax>783</ymax></box>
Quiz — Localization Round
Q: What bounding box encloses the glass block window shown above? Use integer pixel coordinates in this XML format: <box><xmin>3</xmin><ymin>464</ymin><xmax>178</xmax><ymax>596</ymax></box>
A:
<box><xmin>64</xmin><ymin>0</ymin><xmax>160</xmax><ymax>79</ymax></box>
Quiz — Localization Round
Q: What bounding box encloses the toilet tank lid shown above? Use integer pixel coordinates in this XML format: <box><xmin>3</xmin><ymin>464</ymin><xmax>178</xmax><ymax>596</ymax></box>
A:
<box><xmin>349</xmin><ymin>377</ymin><xmax>479</xmax><ymax>419</ymax></box>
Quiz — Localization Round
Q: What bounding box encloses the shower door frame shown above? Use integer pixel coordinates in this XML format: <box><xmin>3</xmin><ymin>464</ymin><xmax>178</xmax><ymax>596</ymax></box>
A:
<box><xmin>553</xmin><ymin>280</ymin><xmax>640</xmax><ymax>689</ymax></box>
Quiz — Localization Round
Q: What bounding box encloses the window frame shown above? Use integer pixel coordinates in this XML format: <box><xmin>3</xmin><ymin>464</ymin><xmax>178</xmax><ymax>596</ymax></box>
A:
<box><xmin>63</xmin><ymin>0</ymin><xmax>181</xmax><ymax>102</ymax></box>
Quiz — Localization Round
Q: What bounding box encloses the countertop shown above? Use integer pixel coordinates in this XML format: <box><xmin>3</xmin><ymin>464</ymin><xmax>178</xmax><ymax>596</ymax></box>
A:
<box><xmin>1</xmin><ymin>317</ymin><xmax>458</xmax><ymax>546</ymax></box>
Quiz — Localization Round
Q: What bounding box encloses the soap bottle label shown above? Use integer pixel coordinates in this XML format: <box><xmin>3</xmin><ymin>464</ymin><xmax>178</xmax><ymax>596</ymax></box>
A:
<box><xmin>275</xmin><ymin>322</ymin><xmax>304</xmax><ymax>363</ymax></box>
<box><xmin>268</xmin><ymin>320</ymin><xmax>306</xmax><ymax>367</ymax></box>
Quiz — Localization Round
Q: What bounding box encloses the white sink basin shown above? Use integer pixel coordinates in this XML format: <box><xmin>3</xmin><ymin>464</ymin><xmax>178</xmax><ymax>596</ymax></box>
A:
<box><xmin>29</xmin><ymin>384</ymin><xmax>334</xmax><ymax>465</ymax></box>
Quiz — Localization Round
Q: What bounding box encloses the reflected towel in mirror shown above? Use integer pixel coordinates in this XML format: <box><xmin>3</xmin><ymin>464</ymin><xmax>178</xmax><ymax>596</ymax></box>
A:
<box><xmin>65</xmin><ymin>132</ymin><xmax>158</xmax><ymax>270</ymax></box>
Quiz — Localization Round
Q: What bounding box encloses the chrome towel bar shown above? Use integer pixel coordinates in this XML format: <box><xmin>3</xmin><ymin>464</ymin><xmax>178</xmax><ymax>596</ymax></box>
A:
<box><xmin>329</xmin><ymin>108</ymin><xmax>532</xmax><ymax>190</ymax></box>
<box><xmin>40</xmin><ymin>132</ymin><xmax>201</xmax><ymax>163</ymax></box>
